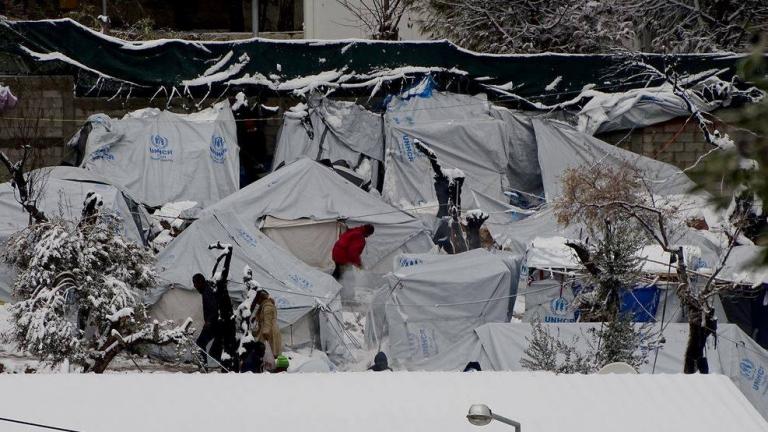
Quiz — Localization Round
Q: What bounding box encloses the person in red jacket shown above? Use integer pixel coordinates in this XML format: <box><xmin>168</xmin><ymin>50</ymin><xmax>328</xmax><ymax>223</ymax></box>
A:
<box><xmin>332</xmin><ymin>224</ymin><xmax>374</xmax><ymax>278</ymax></box>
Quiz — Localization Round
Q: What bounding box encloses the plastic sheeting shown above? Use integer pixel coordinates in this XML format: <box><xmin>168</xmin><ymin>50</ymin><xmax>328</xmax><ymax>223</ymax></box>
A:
<box><xmin>0</xmin><ymin>166</ymin><xmax>150</xmax><ymax>302</ymax></box>
<box><xmin>412</xmin><ymin>322</ymin><xmax>768</xmax><ymax>420</ymax></box>
<box><xmin>148</xmin><ymin>210</ymin><xmax>346</xmax><ymax>355</ymax></box>
<box><xmin>80</xmin><ymin>101</ymin><xmax>239</xmax><ymax>207</ymax></box>
<box><xmin>366</xmin><ymin>249</ymin><xmax>520</xmax><ymax>366</ymax></box>
<box><xmin>273</xmin><ymin>99</ymin><xmax>384</xmax><ymax>170</ymax></box>
<box><xmin>383</xmin><ymin>90</ymin><xmax>515</xmax><ymax>210</ymax></box>
<box><xmin>534</xmin><ymin>118</ymin><xmax>695</xmax><ymax>200</ymax></box>
<box><xmin>202</xmin><ymin>158</ymin><xmax>433</xmax><ymax>272</ymax></box>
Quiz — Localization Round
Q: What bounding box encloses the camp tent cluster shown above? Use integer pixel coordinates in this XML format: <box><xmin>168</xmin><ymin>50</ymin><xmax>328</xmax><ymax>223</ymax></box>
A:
<box><xmin>1</xmin><ymin>16</ymin><xmax>768</xmax><ymax>422</ymax></box>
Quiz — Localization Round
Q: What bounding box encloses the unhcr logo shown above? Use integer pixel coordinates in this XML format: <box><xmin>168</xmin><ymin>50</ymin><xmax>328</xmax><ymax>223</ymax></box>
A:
<box><xmin>402</xmin><ymin>135</ymin><xmax>416</xmax><ymax>162</ymax></box>
<box><xmin>149</xmin><ymin>134</ymin><xmax>173</xmax><ymax>161</ymax></box>
<box><xmin>210</xmin><ymin>134</ymin><xmax>227</xmax><ymax>163</ymax></box>
<box><xmin>90</xmin><ymin>145</ymin><xmax>115</xmax><ymax>161</ymax></box>
<box><xmin>398</xmin><ymin>256</ymin><xmax>423</xmax><ymax>268</ymax></box>
<box><xmin>236</xmin><ymin>229</ymin><xmax>258</xmax><ymax>247</ymax></box>
<box><xmin>550</xmin><ymin>297</ymin><xmax>569</xmax><ymax>317</ymax></box>
<box><xmin>741</xmin><ymin>358</ymin><xmax>755</xmax><ymax>379</ymax></box>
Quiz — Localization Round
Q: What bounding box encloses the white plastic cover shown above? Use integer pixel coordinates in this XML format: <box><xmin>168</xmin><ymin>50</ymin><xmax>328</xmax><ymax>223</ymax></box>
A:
<box><xmin>273</xmin><ymin>99</ymin><xmax>384</xmax><ymax>169</ymax></box>
<box><xmin>201</xmin><ymin>157</ymin><xmax>433</xmax><ymax>271</ymax></box>
<box><xmin>366</xmin><ymin>249</ymin><xmax>520</xmax><ymax>366</ymax></box>
<box><xmin>413</xmin><ymin>322</ymin><xmax>768</xmax><ymax>420</ymax></box>
<box><xmin>148</xmin><ymin>210</ymin><xmax>345</xmax><ymax>354</ymax></box>
<box><xmin>80</xmin><ymin>101</ymin><xmax>240</xmax><ymax>207</ymax></box>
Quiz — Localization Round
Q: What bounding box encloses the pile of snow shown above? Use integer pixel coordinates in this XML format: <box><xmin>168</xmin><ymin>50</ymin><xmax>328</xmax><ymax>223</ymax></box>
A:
<box><xmin>231</xmin><ymin>91</ymin><xmax>248</xmax><ymax>111</ymax></box>
<box><xmin>0</xmin><ymin>373</ymin><xmax>763</xmax><ymax>431</ymax></box>
<box><xmin>150</xmin><ymin>201</ymin><xmax>200</xmax><ymax>252</ymax></box>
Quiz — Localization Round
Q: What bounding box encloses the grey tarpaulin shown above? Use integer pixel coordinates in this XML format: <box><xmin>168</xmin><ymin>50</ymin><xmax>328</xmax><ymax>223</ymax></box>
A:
<box><xmin>489</xmin><ymin>106</ymin><xmax>544</xmax><ymax>196</ymax></box>
<box><xmin>273</xmin><ymin>98</ymin><xmax>384</xmax><ymax>170</ymax></box>
<box><xmin>383</xmin><ymin>90</ymin><xmax>510</xmax><ymax>209</ymax></box>
<box><xmin>533</xmin><ymin>118</ymin><xmax>695</xmax><ymax>200</ymax></box>
<box><xmin>365</xmin><ymin>249</ymin><xmax>520</xmax><ymax>366</ymax></box>
<box><xmin>80</xmin><ymin>101</ymin><xmax>239</xmax><ymax>207</ymax></box>
<box><xmin>201</xmin><ymin>157</ymin><xmax>433</xmax><ymax>273</ymax></box>
<box><xmin>0</xmin><ymin>166</ymin><xmax>150</xmax><ymax>302</ymax></box>
<box><xmin>148</xmin><ymin>210</ymin><xmax>347</xmax><ymax>355</ymax></box>
<box><xmin>411</xmin><ymin>322</ymin><xmax>768</xmax><ymax>420</ymax></box>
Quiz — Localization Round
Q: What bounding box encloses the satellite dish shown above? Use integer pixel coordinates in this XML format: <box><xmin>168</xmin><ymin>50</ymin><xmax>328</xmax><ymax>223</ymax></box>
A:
<box><xmin>598</xmin><ymin>362</ymin><xmax>638</xmax><ymax>374</ymax></box>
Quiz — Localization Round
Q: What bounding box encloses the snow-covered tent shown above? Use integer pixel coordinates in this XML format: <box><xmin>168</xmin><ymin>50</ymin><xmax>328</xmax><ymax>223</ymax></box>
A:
<box><xmin>75</xmin><ymin>101</ymin><xmax>239</xmax><ymax>207</ymax></box>
<box><xmin>413</xmin><ymin>322</ymin><xmax>768</xmax><ymax>420</ymax></box>
<box><xmin>272</xmin><ymin>98</ymin><xmax>384</xmax><ymax>184</ymax></box>
<box><xmin>201</xmin><ymin>157</ymin><xmax>434</xmax><ymax>276</ymax></box>
<box><xmin>382</xmin><ymin>90</ymin><xmax>514</xmax><ymax>209</ymax></box>
<box><xmin>148</xmin><ymin>210</ymin><xmax>346</xmax><ymax>355</ymax></box>
<box><xmin>0</xmin><ymin>166</ymin><xmax>150</xmax><ymax>302</ymax></box>
<box><xmin>533</xmin><ymin>118</ymin><xmax>694</xmax><ymax>200</ymax></box>
<box><xmin>366</xmin><ymin>249</ymin><xmax>520</xmax><ymax>366</ymax></box>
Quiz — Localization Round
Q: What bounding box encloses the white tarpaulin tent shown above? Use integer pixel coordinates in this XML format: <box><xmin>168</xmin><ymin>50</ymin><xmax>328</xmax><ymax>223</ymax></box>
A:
<box><xmin>413</xmin><ymin>322</ymin><xmax>768</xmax><ymax>420</ymax></box>
<box><xmin>273</xmin><ymin>98</ymin><xmax>384</xmax><ymax>171</ymax></box>
<box><xmin>0</xmin><ymin>372</ymin><xmax>764</xmax><ymax>432</ymax></box>
<box><xmin>78</xmin><ymin>101</ymin><xmax>239</xmax><ymax>207</ymax></box>
<box><xmin>366</xmin><ymin>249</ymin><xmax>520</xmax><ymax>366</ymax></box>
<box><xmin>0</xmin><ymin>166</ymin><xmax>150</xmax><ymax>302</ymax></box>
<box><xmin>533</xmin><ymin>118</ymin><xmax>694</xmax><ymax>200</ymax></box>
<box><xmin>201</xmin><ymin>157</ymin><xmax>433</xmax><ymax>274</ymax></box>
<box><xmin>383</xmin><ymin>90</ymin><xmax>512</xmax><ymax>209</ymax></box>
<box><xmin>148</xmin><ymin>210</ymin><xmax>346</xmax><ymax>354</ymax></box>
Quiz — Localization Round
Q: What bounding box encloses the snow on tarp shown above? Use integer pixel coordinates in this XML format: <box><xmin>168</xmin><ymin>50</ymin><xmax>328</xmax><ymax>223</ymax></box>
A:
<box><xmin>0</xmin><ymin>372</ymin><xmax>764</xmax><ymax>432</ymax></box>
<box><xmin>272</xmin><ymin>98</ymin><xmax>384</xmax><ymax>171</ymax></box>
<box><xmin>0</xmin><ymin>166</ymin><xmax>150</xmax><ymax>302</ymax></box>
<box><xmin>533</xmin><ymin>118</ymin><xmax>695</xmax><ymax>200</ymax></box>
<box><xmin>366</xmin><ymin>249</ymin><xmax>520</xmax><ymax>366</ymax></box>
<box><xmin>718</xmin><ymin>245</ymin><xmax>768</xmax><ymax>286</ymax></box>
<box><xmin>412</xmin><ymin>322</ymin><xmax>768</xmax><ymax>421</ymax></box>
<box><xmin>201</xmin><ymin>158</ymin><xmax>433</xmax><ymax>273</ymax></box>
<box><xmin>148</xmin><ymin>210</ymin><xmax>345</xmax><ymax>354</ymax></box>
<box><xmin>383</xmin><ymin>91</ymin><xmax>511</xmax><ymax>209</ymax></box>
<box><xmin>78</xmin><ymin>101</ymin><xmax>239</xmax><ymax>207</ymax></box>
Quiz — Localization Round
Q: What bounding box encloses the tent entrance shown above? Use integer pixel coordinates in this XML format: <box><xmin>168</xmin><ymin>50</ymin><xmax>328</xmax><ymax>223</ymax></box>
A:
<box><xmin>261</xmin><ymin>216</ymin><xmax>341</xmax><ymax>272</ymax></box>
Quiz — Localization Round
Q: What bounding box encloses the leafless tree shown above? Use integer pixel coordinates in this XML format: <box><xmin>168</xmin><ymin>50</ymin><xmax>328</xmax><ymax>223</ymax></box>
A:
<box><xmin>554</xmin><ymin>162</ymin><xmax>757</xmax><ymax>373</ymax></box>
<box><xmin>0</xmin><ymin>146</ymin><xmax>48</xmax><ymax>224</ymax></box>
<box><xmin>335</xmin><ymin>0</ymin><xmax>413</xmax><ymax>40</ymax></box>
<box><xmin>413</xmin><ymin>0</ymin><xmax>768</xmax><ymax>53</ymax></box>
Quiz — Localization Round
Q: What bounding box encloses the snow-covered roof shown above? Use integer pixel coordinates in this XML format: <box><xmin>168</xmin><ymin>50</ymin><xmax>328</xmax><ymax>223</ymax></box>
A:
<box><xmin>0</xmin><ymin>372</ymin><xmax>763</xmax><ymax>432</ymax></box>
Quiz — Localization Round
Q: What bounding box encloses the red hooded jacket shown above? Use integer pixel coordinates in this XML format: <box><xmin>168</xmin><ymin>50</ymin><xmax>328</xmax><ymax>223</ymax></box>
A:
<box><xmin>332</xmin><ymin>226</ymin><xmax>368</xmax><ymax>266</ymax></box>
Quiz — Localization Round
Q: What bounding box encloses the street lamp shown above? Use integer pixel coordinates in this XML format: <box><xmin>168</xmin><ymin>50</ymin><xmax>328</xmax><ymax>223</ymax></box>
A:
<box><xmin>466</xmin><ymin>404</ymin><xmax>522</xmax><ymax>431</ymax></box>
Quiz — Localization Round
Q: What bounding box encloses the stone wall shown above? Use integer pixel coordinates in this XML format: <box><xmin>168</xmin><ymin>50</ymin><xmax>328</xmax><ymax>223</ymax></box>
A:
<box><xmin>596</xmin><ymin>111</ymin><xmax>748</xmax><ymax>170</ymax></box>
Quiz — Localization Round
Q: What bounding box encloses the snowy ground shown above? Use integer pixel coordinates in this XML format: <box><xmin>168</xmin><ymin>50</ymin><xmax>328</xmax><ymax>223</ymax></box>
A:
<box><xmin>0</xmin><ymin>304</ymin><xmax>378</xmax><ymax>374</ymax></box>
<box><xmin>0</xmin><ymin>372</ymin><xmax>764</xmax><ymax>432</ymax></box>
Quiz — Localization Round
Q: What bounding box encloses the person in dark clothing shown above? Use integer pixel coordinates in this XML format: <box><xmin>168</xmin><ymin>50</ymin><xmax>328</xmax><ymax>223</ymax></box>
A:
<box><xmin>240</xmin><ymin>340</ymin><xmax>266</xmax><ymax>373</ymax></box>
<box><xmin>209</xmin><ymin>242</ymin><xmax>238</xmax><ymax>371</ymax></box>
<box><xmin>193</xmin><ymin>273</ymin><xmax>221</xmax><ymax>365</ymax></box>
<box><xmin>368</xmin><ymin>351</ymin><xmax>392</xmax><ymax>371</ymax></box>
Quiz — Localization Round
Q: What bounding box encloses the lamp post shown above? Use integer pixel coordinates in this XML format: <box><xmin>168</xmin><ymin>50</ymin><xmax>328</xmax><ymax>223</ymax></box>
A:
<box><xmin>466</xmin><ymin>404</ymin><xmax>521</xmax><ymax>432</ymax></box>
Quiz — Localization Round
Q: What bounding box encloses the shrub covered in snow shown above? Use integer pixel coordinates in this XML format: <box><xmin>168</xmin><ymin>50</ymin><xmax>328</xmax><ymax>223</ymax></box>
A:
<box><xmin>2</xmin><ymin>193</ymin><xmax>191</xmax><ymax>373</ymax></box>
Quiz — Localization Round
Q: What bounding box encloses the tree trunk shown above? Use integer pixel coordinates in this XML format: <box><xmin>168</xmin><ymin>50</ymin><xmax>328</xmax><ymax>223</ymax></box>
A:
<box><xmin>684</xmin><ymin>319</ymin><xmax>708</xmax><ymax>374</ymax></box>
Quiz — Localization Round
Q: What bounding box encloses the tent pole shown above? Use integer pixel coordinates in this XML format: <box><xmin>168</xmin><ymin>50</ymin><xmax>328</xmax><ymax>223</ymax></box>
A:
<box><xmin>252</xmin><ymin>0</ymin><xmax>259</xmax><ymax>37</ymax></box>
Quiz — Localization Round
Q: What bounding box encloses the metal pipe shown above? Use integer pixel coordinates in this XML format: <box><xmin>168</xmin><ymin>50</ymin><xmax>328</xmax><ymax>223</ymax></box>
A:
<box><xmin>102</xmin><ymin>0</ymin><xmax>107</xmax><ymax>17</ymax></box>
<box><xmin>252</xmin><ymin>0</ymin><xmax>259</xmax><ymax>36</ymax></box>
<box><xmin>492</xmin><ymin>413</ymin><xmax>522</xmax><ymax>432</ymax></box>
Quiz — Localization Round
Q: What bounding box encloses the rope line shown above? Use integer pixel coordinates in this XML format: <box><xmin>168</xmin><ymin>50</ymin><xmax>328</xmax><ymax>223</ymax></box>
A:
<box><xmin>0</xmin><ymin>416</ymin><xmax>81</xmax><ymax>432</ymax></box>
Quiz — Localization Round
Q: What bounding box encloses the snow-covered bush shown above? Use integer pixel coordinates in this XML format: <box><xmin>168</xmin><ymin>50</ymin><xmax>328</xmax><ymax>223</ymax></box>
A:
<box><xmin>521</xmin><ymin>318</ymin><xmax>658</xmax><ymax>374</ymax></box>
<box><xmin>2</xmin><ymin>192</ymin><xmax>191</xmax><ymax>373</ymax></box>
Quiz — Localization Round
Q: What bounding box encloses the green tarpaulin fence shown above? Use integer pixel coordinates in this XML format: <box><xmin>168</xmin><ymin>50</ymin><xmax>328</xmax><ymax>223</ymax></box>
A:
<box><xmin>0</xmin><ymin>18</ymin><xmax>753</xmax><ymax>103</ymax></box>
